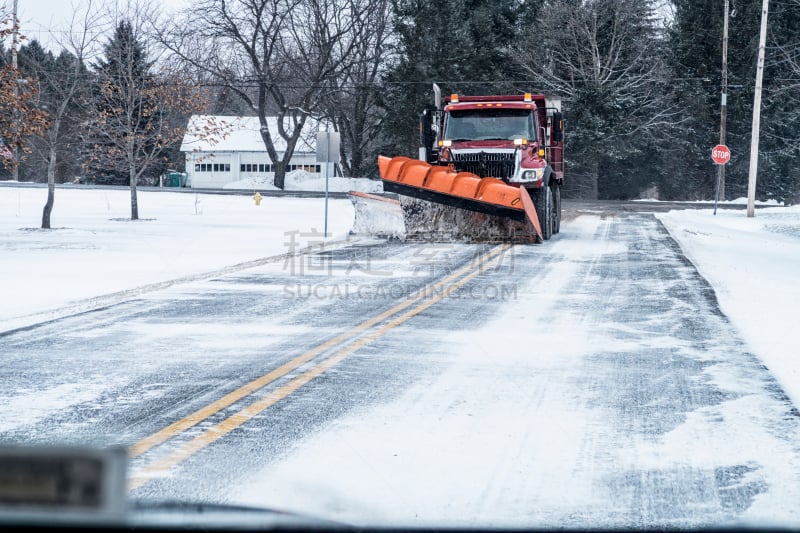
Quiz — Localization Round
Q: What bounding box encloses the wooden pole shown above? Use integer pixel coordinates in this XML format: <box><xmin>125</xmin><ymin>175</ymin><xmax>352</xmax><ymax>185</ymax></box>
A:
<box><xmin>11</xmin><ymin>0</ymin><xmax>19</xmax><ymax>182</ymax></box>
<box><xmin>747</xmin><ymin>0</ymin><xmax>770</xmax><ymax>218</ymax></box>
<box><xmin>718</xmin><ymin>0</ymin><xmax>729</xmax><ymax>202</ymax></box>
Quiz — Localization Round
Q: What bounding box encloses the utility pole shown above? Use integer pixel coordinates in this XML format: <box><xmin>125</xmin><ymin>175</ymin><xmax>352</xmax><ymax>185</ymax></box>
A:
<box><xmin>747</xmin><ymin>0</ymin><xmax>769</xmax><ymax>218</ymax></box>
<box><xmin>11</xmin><ymin>0</ymin><xmax>18</xmax><ymax>69</ymax></box>
<box><xmin>11</xmin><ymin>0</ymin><xmax>19</xmax><ymax>182</ymax></box>
<box><xmin>716</xmin><ymin>0</ymin><xmax>729</xmax><ymax>205</ymax></box>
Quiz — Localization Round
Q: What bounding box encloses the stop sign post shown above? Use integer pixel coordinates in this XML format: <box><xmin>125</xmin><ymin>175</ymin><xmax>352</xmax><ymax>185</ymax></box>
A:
<box><xmin>712</xmin><ymin>144</ymin><xmax>731</xmax><ymax>165</ymax></box>
<box><xmin>712</xmin><ymin>144</ymin><xmax>730</xmax><ymax>215</ymax></box>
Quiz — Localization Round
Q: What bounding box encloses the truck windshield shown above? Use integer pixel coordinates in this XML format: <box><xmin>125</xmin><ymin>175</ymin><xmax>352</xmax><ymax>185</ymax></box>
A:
<box><xmin>444</xmin><ymin>109</ymin><xmax>534</xmax><ymax>141</ymax></box>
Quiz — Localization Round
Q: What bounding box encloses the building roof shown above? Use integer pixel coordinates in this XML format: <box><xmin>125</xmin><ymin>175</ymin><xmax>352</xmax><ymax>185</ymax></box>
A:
<box><xmin>180</xmin><ymin>115</ymin><xmax>319</xmax><ymax>153</ymax></box>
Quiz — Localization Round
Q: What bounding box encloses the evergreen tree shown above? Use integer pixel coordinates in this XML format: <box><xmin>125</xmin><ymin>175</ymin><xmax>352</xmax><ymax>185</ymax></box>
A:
<box><xmin>668</xmin><ymin>0</ymin><xmax>800</xmax><ymax>203</ymax></box>
<box><xmin>50</xmin><ymin>49</ymin><xmax>91</xmax><ymax>181</ymax></box>
<box><xmin>16</xmin><ymin>41</ymin><xmax>89</xmax><ymax>185</ymax></box>
<box><xmin>757</xmin><ymin>0</ymin><xmax>800</xmax><ymax>204</ymax></box>
<box><xmin>87</xmin><ymin>20</ymin><xmax>156</xmax><ymax>186</ymax></box>
<box><xmin>94</xmin><ymin>21</ymin><xmax>152</xmax><ymax>87</ymax></box>
<box><xmin>17</xmin><ymin>40</ymin><xmax>53</xmax><ymax>74</ymax></box>
<box><xmin>518</xmin><ymin>0</ymin><xmax>674</xmax><ymax>199</ymax></box>
<box><xmin>16</xmin><ymin>40</ymin><xmax>56</xmax><ymax>181</ymax></box>
<box><xmin>380</xmin><ymin>0</ymin><xmax>524</xmax><ymax>157</ymax></box>
<box><xmin>86</xmin><ymin>19</ymin><xmax>200</xmax><ymax>220</ymax></box>
<box><xmin>663</xmin><ymin>0</ymin><xmax>721</xmax><ymax>200</ymax></box>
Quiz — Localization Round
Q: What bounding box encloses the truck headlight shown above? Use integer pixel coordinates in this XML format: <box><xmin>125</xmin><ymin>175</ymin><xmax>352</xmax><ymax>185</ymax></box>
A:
<box><xmin>521</xmin><ymin>169</ymin><xmax>543</xmax><ymax>181</ymax></box>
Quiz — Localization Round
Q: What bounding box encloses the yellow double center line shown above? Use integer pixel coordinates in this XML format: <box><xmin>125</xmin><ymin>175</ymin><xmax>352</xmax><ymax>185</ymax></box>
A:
<box><xmin>128</xmin><ymin>243</ymin><xmax>511</xmax><ymax>490</ymax></box>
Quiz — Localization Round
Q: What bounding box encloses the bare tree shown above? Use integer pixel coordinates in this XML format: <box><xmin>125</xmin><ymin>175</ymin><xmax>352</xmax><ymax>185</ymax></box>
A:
<box><xmin>0</xmin><ymin>12</ymin><xmax>49</xmax><ymax>174</ymax></box>
<box><xmin>745</xmin><ymin>0</ymin><xmax>800</xmax><ymax>203</ymax></box>
<box><xmin>761</xmin><ymin>0</ymin><xmax>800</xmax><ymax>133</ymax></box>
<box><xmin>85</xmin><ymin>2</ymin><xmax>205</xmax><ymax>220</ymax></box>
<box><xmin>0</xmin><ymin>66</ymin><xmax>49</xmax><ymax>172</ymax></box>
<box><xmin>323</xmin><ymin>0</ymin><xmax>391</xmax><ymax>177</ymax></box>
<box><xmin>27</xmin><ymin>1</ymin><xmax>105</xmax><ymax>229</ymax></box>
<box><xmin>159</xmin><ymin>0</ymin><xmax>372</xmax><ymax>188</ymax></box>
<box><xmin>516</xmin><ymin>0</ymin><xmax>680</xmax><ymax>198</ymax></box>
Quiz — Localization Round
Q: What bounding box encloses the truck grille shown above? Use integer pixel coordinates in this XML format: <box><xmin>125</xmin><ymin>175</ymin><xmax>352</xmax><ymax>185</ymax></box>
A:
<box><xmin>451</xmin><ymin>151</ymin><xmax>515</xmax><ymax>180</ymax></box>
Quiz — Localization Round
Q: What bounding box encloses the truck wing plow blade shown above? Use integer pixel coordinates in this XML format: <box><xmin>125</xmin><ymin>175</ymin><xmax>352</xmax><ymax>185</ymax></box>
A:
<box><xmin>348</xmin><ymin>191</ymin><xmax>404</xmax><ymax>239</ymax></box>
<box><xmin>378</xmin><ymin>155</ymin><xmax>542</xmax><ymax>241</ymax></box>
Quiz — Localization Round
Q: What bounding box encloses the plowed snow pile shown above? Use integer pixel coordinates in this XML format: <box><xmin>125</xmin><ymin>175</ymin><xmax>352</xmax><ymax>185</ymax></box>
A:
<box><xmin>400</xmin><ymin>197</ymin><xmax>536</xmax><ymax>242</ymax></box>
<box><xmin>349</xmin><ymin>194</ymin><xmax>405</xmax><ymax>239</ymax></box>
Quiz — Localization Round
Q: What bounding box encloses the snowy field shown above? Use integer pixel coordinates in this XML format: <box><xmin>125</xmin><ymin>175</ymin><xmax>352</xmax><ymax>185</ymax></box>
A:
<box><xmin>0</xmin><ymin>186</ymin><xmax>355</xmax><ymax>331</ymax></box>
<box><xmin>2</xmin><ymin>186</ymin><xmax>798</xmax><ymax>411</ymax></box>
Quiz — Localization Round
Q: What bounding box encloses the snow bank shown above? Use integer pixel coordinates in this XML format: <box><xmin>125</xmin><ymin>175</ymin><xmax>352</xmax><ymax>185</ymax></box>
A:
<box><xmin>222</xmin><ymin>170</ymin><xmax>383</xmax><ymax>193</ymax></box>
<box><xmin>634</xmin><ymin>197</ymin><xmax>784</xmax><ymax>206</ymax></box>
<box><xmin>657</xmin><ymin>206</ymin><xmax>800</xmax><ymax>406</ymax></box>
<box><xmin>348</xmin><ymin>193</ymin><xmax>405</xmax><ymax>238</ymax></box>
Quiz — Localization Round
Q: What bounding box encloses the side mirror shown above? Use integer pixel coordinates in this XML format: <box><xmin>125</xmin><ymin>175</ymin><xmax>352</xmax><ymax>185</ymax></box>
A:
<box><xmin>551</xmin><ymin>112</ymin><xmax>564</xmax><ymax>142</ymax></box>
<box><xmin>419</xmin><ymin>108</ymin><xmax>435</xmax><ymax>148</ymax></box>
<box><xmin>419</xmin><ymin>108</ymin><xmax>437</xmax><ymax>162</ymax></box>
<box><xmin>528</xmin><ymin>142</ymin><xmax>545</xmax><ymax>158</ymax></box>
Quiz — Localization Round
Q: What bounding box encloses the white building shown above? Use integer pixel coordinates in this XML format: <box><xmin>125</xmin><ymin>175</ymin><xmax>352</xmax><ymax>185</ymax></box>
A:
<box><xmin>180</xmin><ymin>115</ymin><xmax>322</xmax><ymax>189</ymax></box>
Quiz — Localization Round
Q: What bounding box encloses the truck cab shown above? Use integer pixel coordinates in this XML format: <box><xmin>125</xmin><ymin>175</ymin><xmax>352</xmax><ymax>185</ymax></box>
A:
<box><xmin>376</xmin><ymin>87</ymin><xmax>567</xmax><ymax>241</ymax></box>
<box><xmin>421</xmin><ymin>93</ymin><xmax>564</xmax><ymax>193</ymax></box>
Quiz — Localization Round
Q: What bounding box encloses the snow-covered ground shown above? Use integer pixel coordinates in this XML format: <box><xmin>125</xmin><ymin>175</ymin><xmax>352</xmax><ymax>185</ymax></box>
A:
<box><xmin>0</xmin><ymin>187</ymin><xmax>800</xmax><ymax>404</ymax></box>
<box><xmin>3</xmin><ymin>184</ymin><xmax>800</xmax><ymax>527</ymax></box>
<box><xmin>657</xmin><ymin>205</ymin><xmax>800</xmax><ymax>407</ymax></box>
<box><xmin>0</xmin><ymin>186</ymin><xmax>355</xmax><ymax>331</ymax></box>
<box><xmin>634</xmin><ymin>197</ymin><xmax>784</xmax><ymax>206</ymax></box>
<box><xmin>229</xmin><ymin>210</ymin><xmax>800</xmax><ymax>527</ymax></box>
<box><xmin>2</xmin><ymin>185</ymin><xmax>798</xmax><ymax>408</ymax></box>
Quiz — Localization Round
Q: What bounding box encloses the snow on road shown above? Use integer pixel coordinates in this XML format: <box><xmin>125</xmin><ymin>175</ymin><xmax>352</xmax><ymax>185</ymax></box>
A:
<box><xmin>2</xmin><ymin>187</ymin><xmax>799</xmax><ymax>434</ymax></box>
<box><xmin>228</xmin><ymin>212</ymin><xmax>800</xmax><ymax>528</ymax></box>
<box><xmin>3</xmin><ymin>184</ymin><xmax>800</xmax><ymax>527</ymax></box>
<box><xmin>657</xmin><ymin>207</ymin><xmax>800</xmax><ymax>407</ymax></box>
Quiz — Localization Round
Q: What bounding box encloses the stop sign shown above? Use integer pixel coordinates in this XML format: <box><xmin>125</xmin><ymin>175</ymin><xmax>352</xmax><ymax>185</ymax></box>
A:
<box><xmin>711</xmin><ymin>144</ymin><xmax>731</xmax><ymax>165</ymax></box>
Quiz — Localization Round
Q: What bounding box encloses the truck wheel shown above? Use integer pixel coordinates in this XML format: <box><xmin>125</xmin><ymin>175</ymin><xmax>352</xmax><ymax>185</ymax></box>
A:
<box><xmin>531</xmin><ymin>186</ymin><xmax>553</xmax><ymax>241</ymax></box>
<box><xmin>553</xmin><ymin>185</ymin><xmax>561</xmax><ymax>235</ymax></box>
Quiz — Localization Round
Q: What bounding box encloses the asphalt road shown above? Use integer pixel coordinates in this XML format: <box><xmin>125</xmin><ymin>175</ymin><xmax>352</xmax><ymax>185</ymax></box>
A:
<box><xmin>2</xmin><ymin>206</ymin><xmax>800</xmax><ymax>528</ymax></box>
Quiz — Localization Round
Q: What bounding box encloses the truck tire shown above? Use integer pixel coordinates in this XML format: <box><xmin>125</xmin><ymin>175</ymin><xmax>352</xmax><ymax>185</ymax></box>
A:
<box><xmin>552</xmin><ymin>184</ymin><xmax>561</xmax><ymax>235</ymax></box>
<box><xmin>531</xmin><ymin>186</ymin><xmax>553</xmax><ymax>241</ymax></box>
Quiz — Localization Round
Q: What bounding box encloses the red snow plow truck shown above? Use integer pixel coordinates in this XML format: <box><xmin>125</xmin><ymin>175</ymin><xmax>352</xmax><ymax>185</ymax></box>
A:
<box><xmin>378</xmin><ymin>87</ymin><xmax>564</xmax><ymax>242</ymax></box>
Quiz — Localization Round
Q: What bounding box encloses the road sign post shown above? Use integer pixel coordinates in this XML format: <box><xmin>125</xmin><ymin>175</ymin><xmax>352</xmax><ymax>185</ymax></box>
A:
<box><xmin>316</xmin><ymin>130</ymin><xmax>341</xmax><ymax>238</ymax></box>
<box><xmin>711</xmin><ymin>144</ymin><xmax>730</xmax><ymax>215</ymax></box>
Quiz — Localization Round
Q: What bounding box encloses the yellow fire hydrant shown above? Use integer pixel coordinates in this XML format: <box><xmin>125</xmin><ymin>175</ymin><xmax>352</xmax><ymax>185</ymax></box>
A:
<box><xmin>253</xmin><ymin>191</ymin><xmax>262</xmax><ymax>206</ymax></box>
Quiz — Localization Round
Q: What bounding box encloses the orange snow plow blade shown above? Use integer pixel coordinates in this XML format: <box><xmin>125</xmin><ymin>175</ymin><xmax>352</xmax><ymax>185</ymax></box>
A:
<box><xmin>378</xmin><ymin>155</ymin><xmax>542</xmax><ymax>240</ymax></box>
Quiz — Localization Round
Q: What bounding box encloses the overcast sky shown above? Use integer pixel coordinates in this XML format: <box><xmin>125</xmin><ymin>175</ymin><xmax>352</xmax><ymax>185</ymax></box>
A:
<box><xmin>6</xmin><ymin>0</ymin><xmax>189</xmax><ymax>54</ymax></box>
